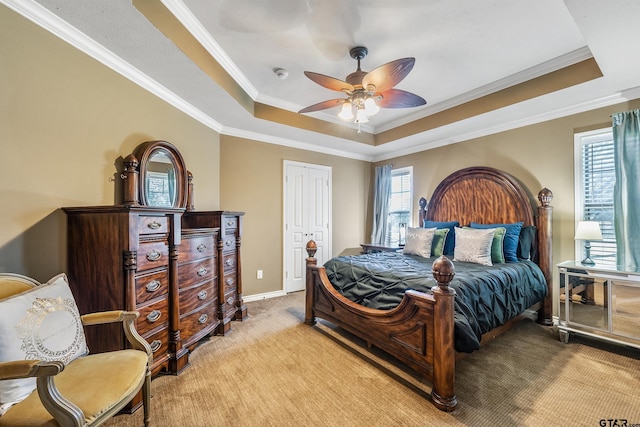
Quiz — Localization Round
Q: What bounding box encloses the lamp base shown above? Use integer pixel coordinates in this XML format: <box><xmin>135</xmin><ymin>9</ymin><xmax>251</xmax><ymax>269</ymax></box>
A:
<box><xmin>581</xmin><ymin>257</ymin><xmax>596</xmax><ymax>266</ymax></box>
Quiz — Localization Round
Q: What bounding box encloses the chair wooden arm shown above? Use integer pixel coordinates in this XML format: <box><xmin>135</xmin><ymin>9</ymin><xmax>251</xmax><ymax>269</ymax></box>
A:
<box><xmin>0</xmin><ymin>360</ymin><xmax>86</xmax><ymax>426</ymax></box>
<box><xmin>0</xmin><ymin>359</ymin><xmax>63</xmax><ymax>381</ymax></box>
<box><xmin>81</xmin><ymin>310</ymin><xmax>153</xmax><ymax>364</ymax></box>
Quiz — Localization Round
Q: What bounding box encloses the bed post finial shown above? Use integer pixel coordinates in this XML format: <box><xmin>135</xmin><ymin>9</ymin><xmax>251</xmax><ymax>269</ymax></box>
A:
<box><xmin>305</xmin><ymin>240</ymin><xmax>317</xmax><ymax>260</ymax></box>
<box><xmin>419</xmin><ymin>197</ymin><xmax>428</xmax><ymax>226</ymax></box>
<box><xmin>431</xmin><ymin>256</ymin><xmax>455</xmax><ymax>291</ymax></box>
<box><xmin>538</xmin><ymin>188</ymin><xmax>553</xmax><ymax>206</ymax></box>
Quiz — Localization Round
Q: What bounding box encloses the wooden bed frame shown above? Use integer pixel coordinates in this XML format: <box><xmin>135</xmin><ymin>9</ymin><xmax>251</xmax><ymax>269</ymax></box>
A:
<box><xmin>304</xmin><ymin>166</ymin><xmax>553</xmax><ymax>411</ymax></box>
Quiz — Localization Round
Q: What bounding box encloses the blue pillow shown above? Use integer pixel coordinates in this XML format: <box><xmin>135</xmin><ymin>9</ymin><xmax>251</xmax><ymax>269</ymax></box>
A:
<box><xmin>470</xmin><ymin>222</ymin><xmax>523</xmax><ymax>262</ymax></box>
<box><xmin>423</xmin><ymin>220</ymin><xmax>459</xmax><ymax>256</ymax></box>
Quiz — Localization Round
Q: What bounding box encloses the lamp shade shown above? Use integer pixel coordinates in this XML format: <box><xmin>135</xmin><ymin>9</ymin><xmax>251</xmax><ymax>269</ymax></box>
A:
<box><xmin>575</xmin><ymin>221</ymin><xmax>602</xmax><ymax>240</ymax></box>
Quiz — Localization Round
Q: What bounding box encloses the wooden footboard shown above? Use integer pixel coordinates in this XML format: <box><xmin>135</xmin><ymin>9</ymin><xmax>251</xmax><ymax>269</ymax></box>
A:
<box><xmin>304</xmin><ymin>242</ymin><xmax>458</xmax><ymax>412</ymax></box>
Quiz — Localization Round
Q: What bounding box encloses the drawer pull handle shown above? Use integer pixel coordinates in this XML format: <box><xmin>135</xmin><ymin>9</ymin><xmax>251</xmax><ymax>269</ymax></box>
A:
<box><xmin>197</xmin><ymin>267</ymin><xmax>208</xmax><ymax>277</ymax></box>
<box><xmin>145</xmin><ymin>280</ymin><xmax>161</xmax><ymax>292</ymax></box>
<box><xmin>146</xmin><ymin>250</ymin><xmax>162</xmax><ymax>261</ymax></box>
<box><xmin>147</xmin><ymin>221</ymin><xmax>162</xmax><ymax>230</ymax></box>
<box><xmin>226</xmin><ymin>220</ymin><xmax>234</xmax><ymax>227</ymax></box>
<box><xmin>146</xmin><ymin>310</ymin><xmax>161</xmax><ymax>323</ymax></box>
<box><xmin>226</xmin><ymin>278</ymin><xmax>234</xmax><ymax>286</ymax></box>
<box><xmin>150</xmin><ymin>340</ymin><xmax>162</xmax><ymax>353</ymax></box>
<box><xmin>225</xmin><ymin>240</ymin><xmax>232</xmax><ymax>247</ymax></box>
<box><xmin>198</xmin><ymin>314</ymin><xmax>208</xmax><ymax>324</ymax></box>
<box><xmin>227</xmin><ymin>296</ymin><xmax>234</xmax><ymax>305</ymax></box>
<box><xmin>225</xmin><ymin>259</ymin><xmax>234</xmax><ymax>267</ymax></box>
<box><xmin>198</xmin><ymin>290</ymin><xmax>208</xmax><ymax>300</ymax></box>
<box><xmin>197</xmin><ymin>243</ymin><xmax>207</xmax><ymax>252</ymax></box>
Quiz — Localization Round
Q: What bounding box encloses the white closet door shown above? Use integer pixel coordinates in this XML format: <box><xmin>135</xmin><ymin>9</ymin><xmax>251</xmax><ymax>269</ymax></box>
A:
<box><xmin>284</xmin><ymin>161</ymin><xmax>331</xmax><ymax>293</ymax></box>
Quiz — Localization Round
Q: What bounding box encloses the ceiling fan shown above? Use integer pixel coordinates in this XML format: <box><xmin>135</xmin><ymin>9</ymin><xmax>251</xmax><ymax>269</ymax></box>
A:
<box><xmin>298</xmin><ymin>46</ymin><xmax>426</xmax><ymax>126</ymax></box>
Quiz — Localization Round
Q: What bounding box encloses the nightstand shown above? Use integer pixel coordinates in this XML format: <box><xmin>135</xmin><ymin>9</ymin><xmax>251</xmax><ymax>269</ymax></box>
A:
<box><xmin>360</xmin><ymin>244</ymin><xmax>403</xmax><ymax>254</ymax></box>
<box><xmin>557</xmin><ymin>261</ymin><xmax>640</xmax><ymax>349</ymax></box>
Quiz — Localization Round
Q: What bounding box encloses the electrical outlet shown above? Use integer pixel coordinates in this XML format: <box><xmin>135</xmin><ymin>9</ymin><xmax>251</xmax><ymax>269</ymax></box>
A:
<box><xmin>257</xmin><ymin>270</ymin><xmax>263</xmax><ymax>279</ymax></box>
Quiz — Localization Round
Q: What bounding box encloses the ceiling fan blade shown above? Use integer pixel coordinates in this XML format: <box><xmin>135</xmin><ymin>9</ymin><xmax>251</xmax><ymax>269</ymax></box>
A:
<box><xmin>362</xmin><ymin>58</ymin><xmax>415</xmax><ymax>92</ymax></box>
<box><xmin>376</xmin><ymin>89</ymin><xmax>426</xmax><ymax>108</ymax></box>
<box><xmin>298</xmin><ymin>99</ymin><xmax>345</xmax><ymax>114</ymax></box>
<box><xmin>304</xmin><ymin>72</ymin><xmax>354</xmax><ymax>92</ymax></box>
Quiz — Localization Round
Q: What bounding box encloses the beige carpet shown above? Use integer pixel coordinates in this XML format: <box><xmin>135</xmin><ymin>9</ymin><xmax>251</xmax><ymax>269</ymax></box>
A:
<box><xmin>106</xmin><ymin>292</ymin><xmax>640</xmax><ymax>427</ymax></box>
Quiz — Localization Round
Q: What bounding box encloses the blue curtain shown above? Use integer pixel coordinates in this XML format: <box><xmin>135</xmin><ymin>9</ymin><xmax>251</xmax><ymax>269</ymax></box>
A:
<box><xmin>612</xmin><ymin>109</ymin><xmax>640</xmax><ymax>268</ymax></box>
<box><xmin>371</xmin><ymin>164</ymin><xmax>392</xmax><ymax>245</ymax></box>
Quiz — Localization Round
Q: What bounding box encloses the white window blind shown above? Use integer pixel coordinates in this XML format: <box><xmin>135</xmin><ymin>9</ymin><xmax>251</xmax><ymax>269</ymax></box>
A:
<box><xmin>386</xmin><ymin>167</ymin><xmax>412</xmax><ymax>247</ymax></box>
<box><xmin>575</xmin><ymin>129</ymin><xmax>617</xmax><ymax>266</ymax></box>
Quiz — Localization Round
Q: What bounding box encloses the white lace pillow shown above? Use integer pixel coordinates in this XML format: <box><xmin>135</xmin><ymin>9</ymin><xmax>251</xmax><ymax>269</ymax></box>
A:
<box><xmin>453</xmin><ymin>227</ymin><xmax>497</xmax><ymax>266</ymax></box>
<box><xmin>403</xmin><ymin>227</ymin><xmax>437</xmax><ymax>258</ymax></box>
<box><xmin>0</xmin><ymin>273</ymin><xmax>88</xmax><ymax>415</ymax></box>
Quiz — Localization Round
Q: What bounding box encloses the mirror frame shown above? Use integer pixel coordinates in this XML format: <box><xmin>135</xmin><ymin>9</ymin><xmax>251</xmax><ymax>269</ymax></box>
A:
<box><xmin>133</xmin><ymin>140</ymin><xmax>189</xmax><ymax>209</ymax></box>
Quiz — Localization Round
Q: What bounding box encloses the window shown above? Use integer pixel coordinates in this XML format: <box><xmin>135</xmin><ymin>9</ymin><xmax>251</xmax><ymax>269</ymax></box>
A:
<box><xmin>574</xmin><ymin>129</ymin><xmax>617</xmax><ymax>266</ymax></box>
<box><xmin>386</xmin><ymin>167</ymin><xmax>412</xmax><ymax>247</ymax></box>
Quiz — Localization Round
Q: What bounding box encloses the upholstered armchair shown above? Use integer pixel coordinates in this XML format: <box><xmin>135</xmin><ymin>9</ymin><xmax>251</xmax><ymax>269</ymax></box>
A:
<box><xmin>0</xmin><ymin>273</ymin><xmax>152</xmax><ymax>426</ymax></box>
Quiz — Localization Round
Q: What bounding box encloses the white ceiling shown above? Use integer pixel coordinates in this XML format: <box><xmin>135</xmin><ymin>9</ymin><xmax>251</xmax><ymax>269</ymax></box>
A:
<box><xmin>7</xmin><ymin>0</ymin><xmax>640</xmax><ymax>161</ymax></box>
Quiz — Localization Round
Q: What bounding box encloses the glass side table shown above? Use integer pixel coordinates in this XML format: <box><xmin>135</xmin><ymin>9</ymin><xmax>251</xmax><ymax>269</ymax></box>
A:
<box><xmin>557</xmin><ymin>260</ymin><xmax>640</xmax><ymax>349</ymax></box>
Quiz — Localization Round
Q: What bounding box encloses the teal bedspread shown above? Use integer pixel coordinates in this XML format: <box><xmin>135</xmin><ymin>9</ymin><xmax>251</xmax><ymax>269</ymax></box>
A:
<box><xmin>324</xmin><ymin>252</ymin><xmax>547</xmax><ymax>353</ymax></box>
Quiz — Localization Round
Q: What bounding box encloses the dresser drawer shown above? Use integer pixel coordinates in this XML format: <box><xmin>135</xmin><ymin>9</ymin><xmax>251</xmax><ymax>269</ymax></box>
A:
<box><xmin>222</xmin><ymin>290</ymin><xmax>237</xmax><ymax>318</ymax></box>
<box><xmin>137</xmin><ymin>240</ymin><xmax>169</xmax><ymax>271</ymax></box>
<box><xmin>222</xmin><ymin>216</ymin><xmax>238</xmax><ymax>231</ymax></box>
<box><xmin>222</xmin><ymin>253</ymin><xmax>236</xmax><ymax>272</ymax></box>
<box><xmin>179</xmin><ymin>282</ymin><xmax>216</xmax><ymax>315</ymax></box>
<box><xmin>222</xmin><ymin>272</ymin><xmax>236</xmax><ymax>293</ymax></box>
<box><xmin>178</xmin><ymin>234</ymin><xmax>215</xmax><ymax>263</ymax></box>
<box><xmin>135</xmin><ymin>270</ymin><xmax>169</xmax><ymax>304</ymax></box>
<box><xmin>138</xmin><ymin>216</ymin><xmax>169</xmax><ymax>235</ymax></box>
<box><xmin>178</xmin><ymin>258</ymin><xmax>215</xmax><ymax>289</ymax></box>
<box><xmin>136</xmin><ymin>297</ymin><xmax>169</xmax><ymax>336</ymax></box>
<box><xmin>221</xmin><ymin>235</ymin><xmax>236</xmax><ymax>253</ymax></box>
<box><xmin>143</xmin><ymin>327</ymin><xmax>169</xmax><ymax>369</ymax></box>
<box><xmin>180</xmin><ymin>302</ymin><xmax>218</xmax><ymax>345</ymax></box>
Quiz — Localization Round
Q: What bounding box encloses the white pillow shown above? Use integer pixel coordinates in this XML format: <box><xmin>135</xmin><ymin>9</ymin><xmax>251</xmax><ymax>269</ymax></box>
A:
<box><xmin>0</xmin><ymin>273</ymin><xmax>88</xmax><ymax>415</ymax></box>
<box><xmin>403</xmin><ymin>227</ymin><xmax>437</xmax><ymax>258</ymax></box>
<box><xmin>453</xmin><ymin>227</ymin><xmax>496</xmax><ymax>266</ymax></box>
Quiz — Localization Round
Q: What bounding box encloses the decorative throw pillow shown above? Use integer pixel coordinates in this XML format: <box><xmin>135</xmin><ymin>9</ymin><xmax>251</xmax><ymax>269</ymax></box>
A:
<box><xmin>431</xmin><ymin>228</ymin><xmax>450</xmax><ymax>257</ymax></box>
<box><xmin>489</xmin><ymin>227</ymin><xmax>506</xmax><ymax>264</ymax></box>
<box><xmin>0</xmin><ymin>273</ymin><xmax>88</xmax><ymax>415</ymax></box>
<box><xmin>470</xmin><ymin>222</ymin><xmax>524</xmax><ymax>262</ymax></box>
<box><xmin>423</xmin><ymin>221</ymin><xmax>459</xmax><ymax>256</ymax></box>
<box><xmin>517</xmin><ymin>225</ymin><xmax>537</xmax><ymax>260</ymax></box>
<box><xmin>453</xmin><ymin>227</ymin><xmax>496</xmax><ymax>266</ymax></box>
<box><xmin>463</xmin><ymin>226</ymin><xmax>505</xmax><ymax>263</ymax></box>
<box><xmin>403</xmin><ymin>227</ymin><xmax>437</xmax><ymax>258</ymax></box>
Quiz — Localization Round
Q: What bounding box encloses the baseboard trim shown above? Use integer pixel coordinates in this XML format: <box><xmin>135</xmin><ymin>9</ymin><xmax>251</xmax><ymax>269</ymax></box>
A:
<box><xmin>244</xmin><ymin>289</ymin><xmax>287</xmax><ymax>302</ymax></box>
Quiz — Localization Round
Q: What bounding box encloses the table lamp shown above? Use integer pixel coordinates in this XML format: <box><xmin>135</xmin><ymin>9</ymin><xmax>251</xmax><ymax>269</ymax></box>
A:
<box><xmin>575</xmin><ymin>221</ymin><xmax>602</xmax><ymax>265</ymax></box>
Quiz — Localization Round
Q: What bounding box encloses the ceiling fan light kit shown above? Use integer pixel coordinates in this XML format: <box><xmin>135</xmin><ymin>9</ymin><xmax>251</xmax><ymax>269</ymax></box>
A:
<box><xmin>299</xmin><ymin>46</ymin><xmax>426</xmax><ymax>130</ymax></box>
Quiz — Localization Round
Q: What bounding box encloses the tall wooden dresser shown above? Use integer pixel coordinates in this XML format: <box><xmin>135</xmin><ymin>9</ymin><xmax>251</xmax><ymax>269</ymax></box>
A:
<box><xmin>62</xmin><ymin>206</ymin><xmax>219</xmax><ymax>375</ymax></box>
<box><xmin>182</xmin><ymin>211</ymin><xmax>247</xmax><ymax>335</ymax></box>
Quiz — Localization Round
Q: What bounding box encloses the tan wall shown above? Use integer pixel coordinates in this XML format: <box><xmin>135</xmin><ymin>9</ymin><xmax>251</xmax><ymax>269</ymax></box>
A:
<box><xmin>219</xmin><ymin>136</ymin><xmax>371</xmax><ymax>296</ymax></box>
<box><xmin>0</xmin><ymin>6</ymin><xmax>220</xmax><ymax>281</ymax></box>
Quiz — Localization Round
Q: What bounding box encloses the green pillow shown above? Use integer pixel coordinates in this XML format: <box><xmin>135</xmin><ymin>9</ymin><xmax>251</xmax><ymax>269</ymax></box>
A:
<box><xmin>431</xmin><ymin>228</ymin><xmax>450</xmax><ymax>257</ymax></box>
<box><xmin>491</xmin><ymin>227</ymin><xmax>507</xmax><ymax>264</ymax></box>
<box><xmin>462</xmin><ymin>226</ymin><xmax>506</xmax><ymax>263</ymax></box>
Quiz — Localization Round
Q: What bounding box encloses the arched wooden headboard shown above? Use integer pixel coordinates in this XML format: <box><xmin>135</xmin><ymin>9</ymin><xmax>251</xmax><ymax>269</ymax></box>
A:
<box><xmin>420</xmin><ymin>166</ymin><xmax>535</xmax><ymax>226</ymax></box>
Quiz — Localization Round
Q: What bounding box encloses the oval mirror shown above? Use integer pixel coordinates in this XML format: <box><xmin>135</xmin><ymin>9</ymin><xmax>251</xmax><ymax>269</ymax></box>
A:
<box><xmin>133</xmin><ymin>141</ymin><xmax>188</xmax><ymax>208</ymax></box>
